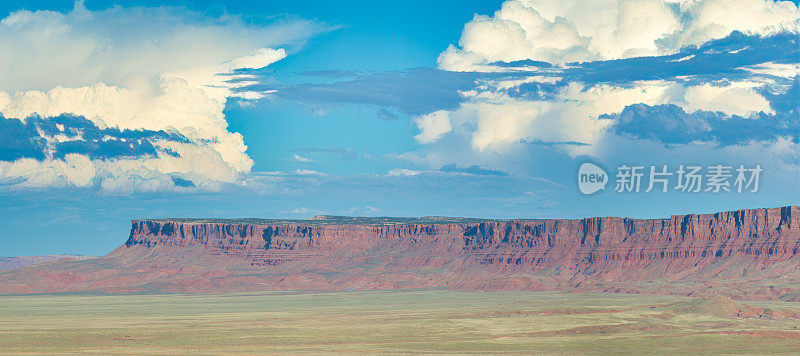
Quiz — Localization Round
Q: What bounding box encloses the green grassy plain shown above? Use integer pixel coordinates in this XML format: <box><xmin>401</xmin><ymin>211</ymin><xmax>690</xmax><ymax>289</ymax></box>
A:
<box><xmin>1</xmin><ymin>290</ymin><xmax>800</xmax><ymax>354</ymax></box>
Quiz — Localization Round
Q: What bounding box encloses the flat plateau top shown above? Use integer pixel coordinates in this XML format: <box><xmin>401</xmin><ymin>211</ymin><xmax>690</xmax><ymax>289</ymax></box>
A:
<box><xmin>144</xmin><ymin>216</ymin><xmax>495</xmax><ymax>226</ymax></box>
<box><xmin>142</xmin><ymin>206</ymin><xmax>799</xmax><ymax>227</ymax></box>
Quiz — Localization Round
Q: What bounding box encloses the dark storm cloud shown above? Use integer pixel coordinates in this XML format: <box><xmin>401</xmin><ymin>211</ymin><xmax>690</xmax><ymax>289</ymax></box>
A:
<box><xmin>499</xmin><ymin>32</ymin><xmax>800</xmax><ymax>101</ymax></box>
<box><xmin>0</xmin><ymin>114</ymin><xmax>190</xmax><ymax>161</ymax></box>
<box><xmin>560</xmin><ymin>32</ymin><xmax>800</xmax><ymax>85</ymax></box>
<box><xmin>611</xmin><ymin>78</ymin><xmax>800</xmax><ymax>145</ymax></box>
<box><xmin>0</xmin><ymin>117</ymin><xmax>47</xmax><ymax>161</ymax></box>
<box><xmin>440</xmin><ymin>164</ymin><xmax>508</xmax><ymax>177</ymax></box>
<box><xmin>239</xmin><ymin>67</ymin><xmax>492</xmax><ymax>115</ymax></box>
<box><xmin>611</xmin><ymin>99</ymin><xmax>800</xmax><ymax>147</ymax></box>
<box><xmin>245</xmin><ymin>33</ymin><xmax>799</xmax><ymax>119</ymax></box>
<box><xmin>376</xmin><ymin>108</ymin><xmax>399</xmax><ymax>121</ymax></box>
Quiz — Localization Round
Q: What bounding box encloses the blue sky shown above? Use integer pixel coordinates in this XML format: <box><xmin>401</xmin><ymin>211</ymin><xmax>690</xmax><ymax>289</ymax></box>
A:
<box><xmin>2</xmin><ymin>0</ymin><xmax>800</xmax><ymax>255</ymax></box>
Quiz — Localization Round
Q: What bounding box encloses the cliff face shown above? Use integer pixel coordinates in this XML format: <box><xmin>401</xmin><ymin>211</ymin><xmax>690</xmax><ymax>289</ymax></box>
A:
<box><xmin>125</xmin><ymin>206</ymin><xmax>800</xmax><ymax>270</ymax></box>
<box><xmin>7</xmin><ymin>206</ymin><xmax>800</xmax><ymax>297</ymax></box>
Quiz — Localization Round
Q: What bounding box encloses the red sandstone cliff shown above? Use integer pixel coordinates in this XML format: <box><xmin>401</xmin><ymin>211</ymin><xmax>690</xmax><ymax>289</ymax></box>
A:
<box><xmin>4</xmin><ymin>206</ymin><xmax>800</xmax><ymax>299</ymax></box>
<box><xmin>124</xmin><ymin>206</ymin><xmax>800</xmax><ymax>269</ymax></box>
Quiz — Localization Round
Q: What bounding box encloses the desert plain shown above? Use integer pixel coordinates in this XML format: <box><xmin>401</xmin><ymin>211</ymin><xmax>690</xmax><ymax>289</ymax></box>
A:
<box><xmin>3</xmin><ymin>290</ymin><xmax>800</xmax><ymax>354</ymax></box>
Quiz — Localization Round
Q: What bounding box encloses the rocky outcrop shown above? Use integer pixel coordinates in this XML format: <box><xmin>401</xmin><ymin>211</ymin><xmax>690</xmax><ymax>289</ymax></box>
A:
<box><xmin>125</xmin><ymin>206</ymin><xmax>800</xmax><ymax>270</ymax></box>
<box><xmin>5</xmin><ymin>206</ymin><xmax>800</xmax><ymax>298</ymax></box>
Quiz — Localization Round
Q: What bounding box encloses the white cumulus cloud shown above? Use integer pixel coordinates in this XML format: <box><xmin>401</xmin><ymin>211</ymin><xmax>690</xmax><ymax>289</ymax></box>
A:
<box><xmin>681</xmin><ymin>83</ymin><xmax>774</xmax><ymax>116</ymax></box>
<box><xmin>0</xmin><ymin>2</ymin><xmax>325</xmax><ymax>192</ymax></box>
<box><xmin>439</xmin><ymin>0</ymin><xmax>800</xmax><ymax>71</ymax></box>
<box><xmin>387</xmin><ymin>168</ymin><xmax>421</xmax><ymax>176</ymax></box>
<box><xmin>414</xmin><ymin>110</ymin><xmax>453</xmax><ymax>143</ymax></box>
<box><xmin>293</xmin><ymin>154</ymin><xmax>313</xmax><ymax>163</ymax></box>
<box><xmin>412</xmin><ymin>79</ymin><xmax>774</xmax><ymax>159</ymax></box>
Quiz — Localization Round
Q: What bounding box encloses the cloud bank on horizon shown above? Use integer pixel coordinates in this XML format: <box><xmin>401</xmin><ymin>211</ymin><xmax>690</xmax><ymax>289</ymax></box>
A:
<box><xmin>1</xmin><ymin>0</ymin><xmax>799</xmax><ymax>201</ymax></box>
